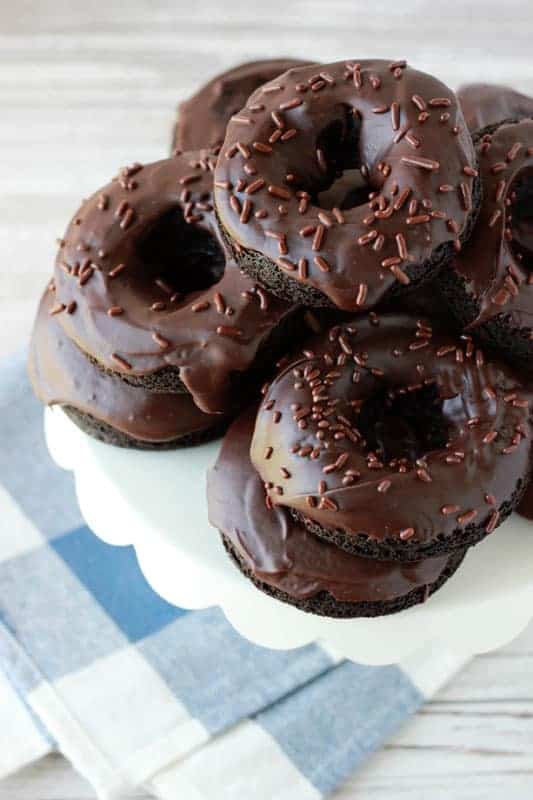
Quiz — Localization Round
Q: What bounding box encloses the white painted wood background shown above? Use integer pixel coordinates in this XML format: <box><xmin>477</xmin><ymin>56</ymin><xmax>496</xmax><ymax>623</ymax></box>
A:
<box><xmin>1</xmin><ymin>1</ymin><xmax>533</xmax><ymax>797</ymax></box>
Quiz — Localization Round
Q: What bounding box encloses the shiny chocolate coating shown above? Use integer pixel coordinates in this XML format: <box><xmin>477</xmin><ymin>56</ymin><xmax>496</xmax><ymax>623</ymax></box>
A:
<box><xmin>51</xmin><ymin>153</ymin><xmax>295</xmax><ymax>414</ymax></box>
<box><xmin>208</xmin><ymin>409</ymin><xmax>457</xmax><ymax>605</ymax></box>
<box><xmin>29</xmin><ymin>291</ymin><xmax>218</xmax><ymax>443</ymax></box>
<box><xmin>458</xmin><ymin>83</ymin><xmax>533</xmax><ymax>133</ymax></box>
<box><xmin>215</xmin><ymin>59</ymin><xmax>477</xmax><ymax>311</ymax></box>
<box><xmin>251</xmin><ymin>314</ymin><xmax>531</xmax><ymax>551</ymax></box>
<box><xmin>173</xmin><ymin>59</ymin><xmax>307</xmax><ymax>152</ymax></box>
<box><xmin>451</xmin><ymin>119</ymin><xmax>533</xmax><ymax>330</ymax></box>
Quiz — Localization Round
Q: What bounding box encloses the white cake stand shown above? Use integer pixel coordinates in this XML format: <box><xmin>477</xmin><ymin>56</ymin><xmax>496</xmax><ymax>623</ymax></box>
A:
<box><xmin>44</xmin><ymin>406</ymin><xmax>533</xmax><ymax>665</ymax></box>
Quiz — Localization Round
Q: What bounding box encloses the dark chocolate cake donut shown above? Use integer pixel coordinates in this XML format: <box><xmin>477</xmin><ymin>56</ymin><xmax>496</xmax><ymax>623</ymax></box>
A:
<box><xmin>214</xmin><ymin>59</ymin><xmax>480</xmax><ymax>311</ymax></box>
<box><xmin>34</xmin><ymin>152</ymin><xmax>302</xmax><ymax>446</ymax></box>
<box><xmin>29</xmin><ymin>290</ymin><xmax>226</xmax><ymax>448</ymax></box>
<box><xmin>518</xmin><ymin>477</ymin><xmax>533</xmax><ymax>521</ymax></box>
<box><xmin>458</xmin><ymin>83</ymin><xmax>533</xmax><ymax>133</ymax></box>
<box><xmin>173</xmin><ymin>59</ymin><xmax>308</xmax><ymax>152</ymax></box>
<box><xmin>250</xmin><ymin>314</ymin><xmax>531</xmax><ymax>561</ymax></box>
<box><xmin>439</xmin><ymin>118</ymin><xmax>533</xmax><ymax>368</ymax></box>
<box><xmin>208</xmin><ymin>409</ymin><xmax>467</xmax><ymax>617</ymax></box>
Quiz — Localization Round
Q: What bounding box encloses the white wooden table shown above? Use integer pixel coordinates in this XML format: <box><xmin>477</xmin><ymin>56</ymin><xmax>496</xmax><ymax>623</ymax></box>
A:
<box><xmin>1</xmin><ymin>1</ymin><xmax>533</xmax><ymax>797</ymax></box>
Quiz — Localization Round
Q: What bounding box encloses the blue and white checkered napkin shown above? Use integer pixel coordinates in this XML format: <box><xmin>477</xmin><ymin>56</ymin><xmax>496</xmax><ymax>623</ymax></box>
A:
<box><xmin>0</xmin><ymin>353</ymin><xmax>468</xmax><ymax>800</ymax></box>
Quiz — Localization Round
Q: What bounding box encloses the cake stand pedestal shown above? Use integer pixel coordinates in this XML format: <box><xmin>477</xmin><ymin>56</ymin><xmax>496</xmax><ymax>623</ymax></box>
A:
<box><xmin>45</xmin><ymin>406</ymin><xmax>533</xmax><ymax>666</ymax></box>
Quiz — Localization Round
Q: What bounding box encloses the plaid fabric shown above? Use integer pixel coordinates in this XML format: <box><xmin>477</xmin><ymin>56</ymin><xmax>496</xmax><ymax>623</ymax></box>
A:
<box><xmin>0</xmin><ymin>354</ymin><xmax>467</xmax><ymax>799</ymax></box>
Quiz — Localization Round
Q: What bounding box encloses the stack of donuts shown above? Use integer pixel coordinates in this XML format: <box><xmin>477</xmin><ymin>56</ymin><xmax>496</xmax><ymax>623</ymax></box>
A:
<box><xmin>29</xmin><ymin>59</ymin><xmax>533</xmax><ymax>617</ymax></box>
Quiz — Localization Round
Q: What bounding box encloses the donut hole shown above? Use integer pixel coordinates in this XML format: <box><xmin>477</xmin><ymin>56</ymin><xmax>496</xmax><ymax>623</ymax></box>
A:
<box><xmin>317</xmin><ymin>169</ymin><xmax>370</xmax><ymax>211</ymax></box>
<box><xmin>509</xmin><ymin>166</ymin><xmax>533</xmax><ymax>270</ymax></box>
<box><xmin>357</xmin><ymin>384</ymin><xmax>449</xmax><ymax>464</ymax></box>
<box><xmin>134</xmin><ymin>208</ymin><xmax>225</xmax><ymax>300</ymax></box>
<box><xmin>312</xmin><ymin>108</ymin><xmax>372</xmax><ymax>211</ymax></box>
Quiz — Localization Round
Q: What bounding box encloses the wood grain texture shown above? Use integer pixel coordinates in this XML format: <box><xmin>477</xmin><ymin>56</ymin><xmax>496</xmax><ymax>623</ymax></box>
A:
<box><xmin>1</xmin><ymin>1</ymin><xmax>533</xmax><ymax>797</ymax></box>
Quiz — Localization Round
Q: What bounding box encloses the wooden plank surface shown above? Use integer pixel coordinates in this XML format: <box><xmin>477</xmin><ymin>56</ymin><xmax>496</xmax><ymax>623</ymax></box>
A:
<box><xmin>1</xmin><ymin>1</ymin><xmax>533</xmax><ymax>797</ymax></box>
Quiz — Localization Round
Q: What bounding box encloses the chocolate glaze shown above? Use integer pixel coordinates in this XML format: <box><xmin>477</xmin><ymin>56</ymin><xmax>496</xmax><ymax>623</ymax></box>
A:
<box><xmin>251</xmin><ymin>313</ymin><xmax>531</xmax><ymax>550</ymax></box>
<box><xmin>215</xmin><ymin>59</ymin><xmax>477</xmax><ymax>311</ymax></box>
<box><xmin>450</xmin><ymin>119</ymin><xmax>533</xmax><ymax>329</ymax></box>
<box><xmin>51</xmin><ymin>153</ymin><xmax>295</xmax><ymax>414</ymax></box>
<box><xmin>208</xmin><ymin>409</ymin><xmax>456</xmax><ymax>603</ymax></box>
<box><xmin>458</xmin><ymin>83</ymin><xmax>533</xmax><ymax>133</ymax></box>
<box><xmin>29</xmin><ymin>291</ymin><xmax>217</xmax><ymax>443</ymax></box>
<box><xmin>381</xmin><ymin>279</ymin><xmax>455</xmax><ymax>329</ymax></box>
<box><xmin>173</xmin><ymin>59</ymin><xmax>308</xmax><ymax>152</ymax></box>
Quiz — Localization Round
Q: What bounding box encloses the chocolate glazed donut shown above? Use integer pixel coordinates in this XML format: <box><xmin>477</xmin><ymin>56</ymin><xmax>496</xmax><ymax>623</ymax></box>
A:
<box><xmin>29</xmin><ymin>289</ymin><xmax>224</xmax><ymax>448</ymax></box>
<box><xmin>214</xmin><ymin>59</ymin><xmax>480</xmax><ymax>312</ymax></box>
<box><xmin>30</xmin><ymin>153</ymin><xmax>302</xmax><ymax>447</ymax></box>
<box><xmin>439</xmin><ymin>119</ymin><xmax>533</xmax><ymax>368</ymax></box>
<box><xmin>250</xmin><ymin>314</ymin><xmax>532</xmax><ymax>562</ymax></box>
<box><xmin>49</xmin><ymin>153</ymin><xmax>298</xmax><ymax>415</ymax></box>
<box><xmin>458</xmin><ymin>83</ymin><xmax>533</xmax><ymax>133</ymax></box>
<box><xmin>173</xmin><ymin>59</ymin><xmax>308</xmax><ymax>152</ymax></box>
<box><xmin>208</xmin><ymin>409</ymin><xmax>467</xmax><ymax>618</ymax></box>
